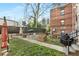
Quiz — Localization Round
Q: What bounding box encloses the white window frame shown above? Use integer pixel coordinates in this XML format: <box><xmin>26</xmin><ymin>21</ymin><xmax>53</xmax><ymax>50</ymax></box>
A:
<box><xmin>60</xmin><ymin>10</ymin><xmax>65</xmax><ymax>16</ymax></box>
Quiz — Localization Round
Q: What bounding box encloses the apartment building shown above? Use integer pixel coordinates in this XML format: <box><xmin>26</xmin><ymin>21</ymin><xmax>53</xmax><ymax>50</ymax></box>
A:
<box><xmin>50</xmin><ymin>3</ymin><xmax>76</xmax><ymax>36</ymax></box>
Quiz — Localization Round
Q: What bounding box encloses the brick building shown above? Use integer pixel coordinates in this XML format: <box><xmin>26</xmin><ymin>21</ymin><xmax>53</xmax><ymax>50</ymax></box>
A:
<box><xmin>50</xmin><ymin>3</ymin><xmax>77</xmax><ymax>36</ymax></box>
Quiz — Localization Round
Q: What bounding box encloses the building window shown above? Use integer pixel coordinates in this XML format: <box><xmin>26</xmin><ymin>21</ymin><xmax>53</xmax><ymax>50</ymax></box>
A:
<box><xmin>60</xmin><ymin>7</ymin><xmax>65</xmax><ymax>16</ymax></box>
<box><xmin>61</xmin><ymin>26</ymin><xmax>66</xmax><ymax>30</ymax></box>
<box><xmin>60</xmin><ymin>10</ymin><xmax>65</xmax><ymax>16</ymax></box>
<box><xmin>60</xmin><ymin>7</ymin><xmax>64</xmax><ymax>10</ymax></box>
<box><xmin>61</xmin><ymin>19</ymin><xmax>65</xmax><ymax>32</ymax></box>
<box><xmin>61</xmin><ymin>30</ymin><xmax>65</xmax><ymax>33</ymax></box>
<box><xmin>61</xmin><ymin>20</ymin><xmax>65</xmax><ymax>25</ymax></box>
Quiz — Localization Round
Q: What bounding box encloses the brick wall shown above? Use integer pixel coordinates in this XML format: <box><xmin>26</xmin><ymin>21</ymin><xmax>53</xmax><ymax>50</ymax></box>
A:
<box><xmin>50</xmin><ymin>3</ymin><xmax>76</xmax><ymax>36</ymax></box>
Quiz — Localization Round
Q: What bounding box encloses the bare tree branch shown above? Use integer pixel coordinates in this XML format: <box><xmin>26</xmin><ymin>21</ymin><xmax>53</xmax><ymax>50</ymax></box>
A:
<box><xmin>24</xmin><ymin>3</ymin><xmax>56</xmax><ymax>28</ymax></box>
<box><xmin>38</xmin><ymin>4</ymin><xmax>53</xmax><ymax>17</ymax></box>
<box><xmin>31</xmin><ymin>4</ymin><xmax>36</xmax><ymax>17</ymax></box>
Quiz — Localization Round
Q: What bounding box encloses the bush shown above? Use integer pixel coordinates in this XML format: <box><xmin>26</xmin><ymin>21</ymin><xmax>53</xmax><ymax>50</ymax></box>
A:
<box><xmin>44</xmin><ymin>35</ymin><xmax>62</xmax><ymax>46</ymax></box>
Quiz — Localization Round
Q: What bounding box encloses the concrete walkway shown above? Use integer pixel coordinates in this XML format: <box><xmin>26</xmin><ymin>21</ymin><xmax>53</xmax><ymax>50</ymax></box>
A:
<box><xmin>14</xmin><ymin>36</ymin><xmax>65</xmax><ymax>53</ymax></box>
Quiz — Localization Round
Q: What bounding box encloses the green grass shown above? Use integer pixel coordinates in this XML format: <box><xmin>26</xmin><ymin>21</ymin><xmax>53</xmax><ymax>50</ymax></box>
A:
<box><xmin>9</xmin><ymin>38</ymin><xmax>64</xmax><ymax>56</ymax></box>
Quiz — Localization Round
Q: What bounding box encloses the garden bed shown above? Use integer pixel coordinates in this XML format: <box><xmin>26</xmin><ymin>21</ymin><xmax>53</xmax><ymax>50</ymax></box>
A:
<box><xmin>44</xmin><ymin>35</ymin><xmax>63</xmax><ymax>46</ymax></box>
<box><xmin>8</xmin><ymin>38</ymin><xmax>64</xmax><ymax>56</ymax></box>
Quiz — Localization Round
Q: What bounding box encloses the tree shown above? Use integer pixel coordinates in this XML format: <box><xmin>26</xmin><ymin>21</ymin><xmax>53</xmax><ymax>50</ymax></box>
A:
<box><xmin>28</xmin><ymin>18</ymin><xmax>34</xmax><ymax>28</ymax></box>
<box><xmin>24</xmin><ymin>3</ymin><xmax>54</xmax><ymax>28</ymax></box>
<box><xmin>41</xmin><ymin>18</ymin><xmax>47</xmax><ymax>28</ymax></box>
<box><xmin>22</xmin><ymin>21</ymin><xmax>26</xmax><ymax>26</ymax></box>
<box><xmin>47</xmin><ymin>18</ymin><xmax>49</xmax><ymax>24</ymax></box>
<box><xmin>46</xmin><ymin>24</ymin><xmax>50</xmax><ymax>32</ymax></box>
<box><xmin>37</xmin><ymin>22</ymin><xmax>42</xmax><ymax>28</ymax></box>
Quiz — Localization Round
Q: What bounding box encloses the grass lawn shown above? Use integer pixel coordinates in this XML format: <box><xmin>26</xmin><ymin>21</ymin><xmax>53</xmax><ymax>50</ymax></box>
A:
<box><xmin>8</xmin><ymin>38</ymin><xmax>64</xmax><ymax>56</ymax></box>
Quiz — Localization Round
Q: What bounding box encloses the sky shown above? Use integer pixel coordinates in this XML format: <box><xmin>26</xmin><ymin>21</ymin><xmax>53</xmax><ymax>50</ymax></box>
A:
<box><xmin>0</xmin><ymin>3</ymin><xmax>62</xmax><ymax>22</ymax></box>
<box><xmin>0</xmin><ymin>3</ymin><xmax>54</xmax><ymax>22</ymax></box>
<box><xmin>0</xmin><ymin>3</ymin><xmax>24</xmax><ymax>21</ymax></box>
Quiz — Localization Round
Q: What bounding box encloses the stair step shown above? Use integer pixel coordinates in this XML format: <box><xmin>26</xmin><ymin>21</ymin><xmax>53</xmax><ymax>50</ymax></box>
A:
<box><xmin>71</xmin><ymin>44</ymin><xmax>79</xmax><ymax>51</ymax></box>
<box><xmin>63</xmin><ymin>46</ymin><xmax>76</xmax><ymax>55</ymax></box>
<box><xmin>69</xmin><ymin>46</ymin><xmax>76</xmax><ymax>53</ymax></box>
<box><xmin>77</xmin><ymin>42</ymin><xmax>79</xmax><ymax>45</ymax></box>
